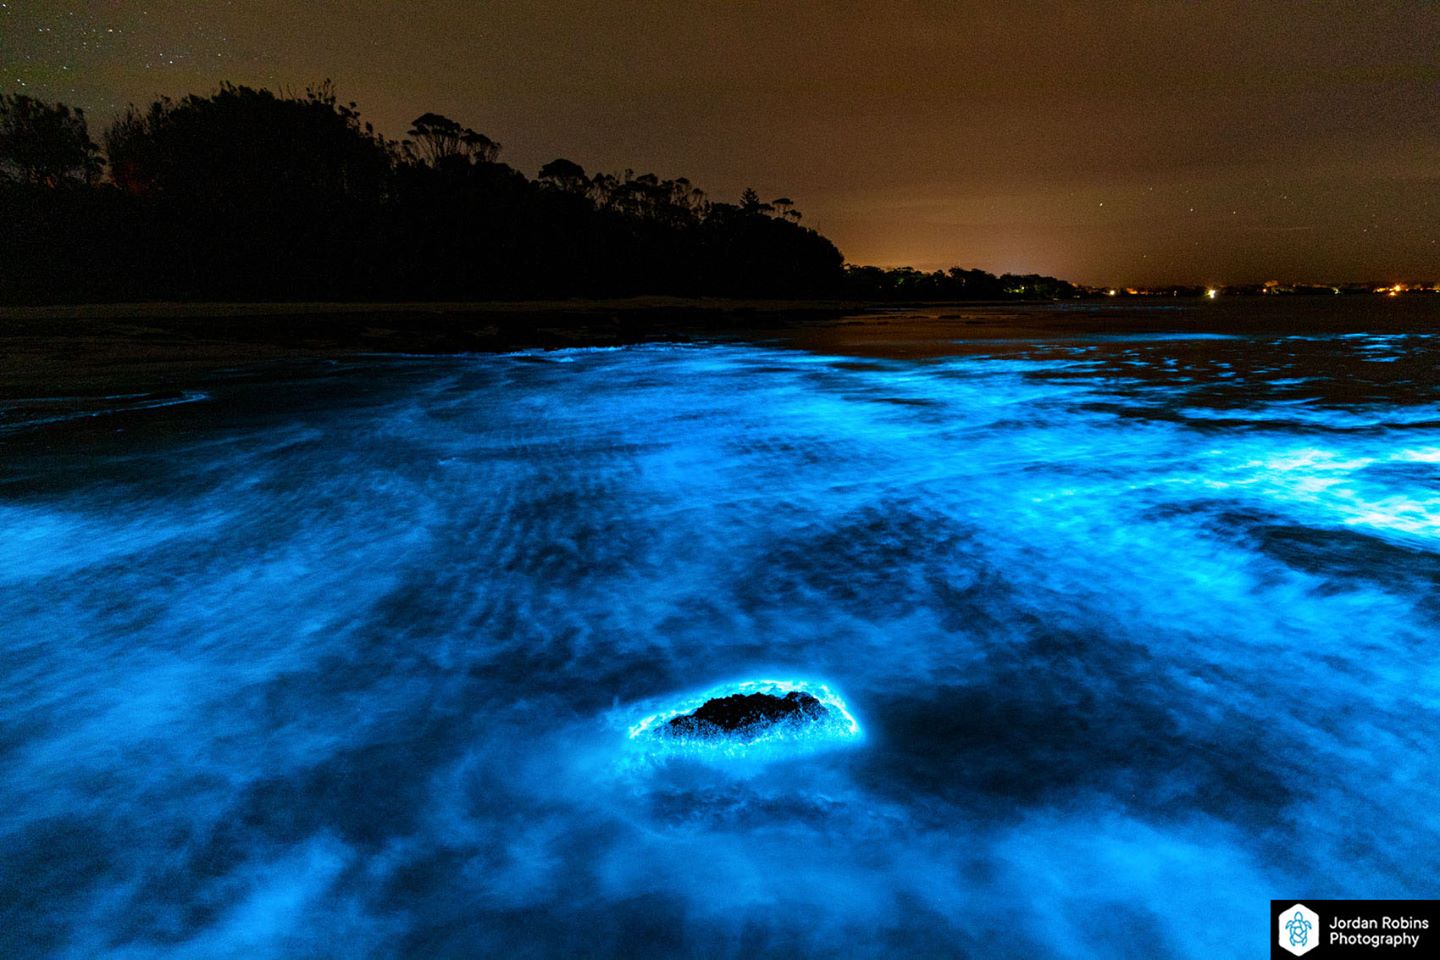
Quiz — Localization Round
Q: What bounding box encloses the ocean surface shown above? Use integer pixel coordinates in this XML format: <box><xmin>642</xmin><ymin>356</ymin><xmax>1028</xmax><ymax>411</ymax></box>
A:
<box><xmin>3</xmin><ymin>300</ymin><xmax>1438</xmax><ymax>958</ymax></box>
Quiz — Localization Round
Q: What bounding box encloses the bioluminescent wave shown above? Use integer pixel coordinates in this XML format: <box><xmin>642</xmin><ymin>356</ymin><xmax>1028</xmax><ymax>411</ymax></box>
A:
<box><xmin>2</xmin><ymin>308</ymin><xmax>1438</xmax><ymax>958</ymax></box>
<box><xmin>0</xmin><ymin>390</ymin><xmax>210</xmax><ymax>433</ymax></box>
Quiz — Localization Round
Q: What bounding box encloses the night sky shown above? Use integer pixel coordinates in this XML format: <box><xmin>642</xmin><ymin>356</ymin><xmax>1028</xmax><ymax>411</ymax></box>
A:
<box><xmin>4</xmin><ymin>0</ymin><xmax>1436</xmax><ymax>285</ymax></box>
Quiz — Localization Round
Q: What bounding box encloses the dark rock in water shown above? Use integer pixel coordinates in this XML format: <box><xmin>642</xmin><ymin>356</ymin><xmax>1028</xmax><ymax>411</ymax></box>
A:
<box><xmin>666</xmin><ymin>691</ymin><xmax>828</xmax><ymax>740</ymax></box>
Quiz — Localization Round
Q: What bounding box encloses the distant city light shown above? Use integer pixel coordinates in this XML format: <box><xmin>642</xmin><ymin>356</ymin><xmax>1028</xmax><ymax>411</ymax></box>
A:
<box><xmin>1091</xmin><ymin>281</ymin><xmax>1437</xmax><ymax>298</ymax></box>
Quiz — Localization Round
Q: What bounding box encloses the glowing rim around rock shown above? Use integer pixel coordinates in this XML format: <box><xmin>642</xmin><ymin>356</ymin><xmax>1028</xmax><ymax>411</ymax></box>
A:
<box><xmin>626</xmin><ymin>678</ymin><xmax>862</xmax><ymax>755</ymax></box>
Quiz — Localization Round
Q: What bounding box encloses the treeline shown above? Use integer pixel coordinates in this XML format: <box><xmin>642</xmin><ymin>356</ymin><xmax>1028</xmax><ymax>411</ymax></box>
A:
<box><xmin>0</xmin><ymin>85</ymin><xmax>1075</xmax><ymax>304</ymax></box>
<box><xmin>842</xmin><ymin>265</ymin><xmax>1077</xmax><ymax>300</ymax></box>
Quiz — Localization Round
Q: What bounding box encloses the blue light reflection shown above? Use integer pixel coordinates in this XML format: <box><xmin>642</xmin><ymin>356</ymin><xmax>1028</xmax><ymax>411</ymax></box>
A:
<box><xmin>2</xmin><ymin>317</ymin><xmax>1438</xmax><ymax>958</ymax></box>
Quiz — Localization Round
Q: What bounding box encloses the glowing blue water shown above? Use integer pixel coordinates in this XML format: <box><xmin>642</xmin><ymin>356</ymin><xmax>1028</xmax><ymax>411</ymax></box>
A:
<box><xmin>3</xmin><ymin>321</ymin><xmax>1438</xmax><ymax>957</ymax></box>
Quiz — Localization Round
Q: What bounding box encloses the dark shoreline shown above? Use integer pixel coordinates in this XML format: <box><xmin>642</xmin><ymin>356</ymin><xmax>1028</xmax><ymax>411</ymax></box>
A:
<box><xmin>2</xmin><ymin>295</ymin><xmax>1434</xmax><ymax>404</ymax></box>
<box><xmin>0</xmin><ymin>297</ymin><xmax>1022</xmax><ymax>402</ymax></box>
<box><xmin>0</xmin><ymin>297</ymin><xmax>852</xmax><ymax>402</ymax></box>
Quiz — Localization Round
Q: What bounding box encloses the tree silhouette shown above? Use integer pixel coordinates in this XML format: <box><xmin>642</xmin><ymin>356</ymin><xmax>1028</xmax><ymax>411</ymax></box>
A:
<box><xmin>97</xmin><ymin>83</ymin><xmax>397</xmax><ymax>298</ymax></box>
<box><xmin>537</xmin><ymin>157</ymin><xmax>589</xmax><ymax>194</ymax></box>
<box><xmin>0</xmin><ymin>94</ymin><xmax>101</xmax><ymax>187</ymax></box>
<box><xmin>770</xmin><ymin>197</ymin><xmax>802</xmax><ymax>222</ymax></box>
<box><xmin>841</xmin><ymin>264</ymin><xmax>1076</xmax><ymax>300</ymax></box>
<box><xmin>739</xmin><ymin>187</ymin><xmax>773</xmax><ymax>215</ymax></box>
<box><xmin>0</xmin><ymin>83</ymin><xmax>1076</xmax><ymax>305</ymax></box>
<box><xmin>404</xmin><ymin>113</ymin><xmax>501</xmax><ymax>166</ymax></box>
<box><xmin>103</xmin><ymin>83</ymin><xmax>393</xmax><ymax>202</ymax></box>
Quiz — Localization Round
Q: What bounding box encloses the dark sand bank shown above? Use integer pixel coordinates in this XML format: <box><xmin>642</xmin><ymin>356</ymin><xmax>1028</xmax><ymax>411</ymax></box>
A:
<box><xmin>0</xmin><ymin>297</ymin><xmax>861</xmax><ymax>403</ymax></box>
<box><xmin>761</xmin><ymin>296</ymin><xmax>1440</xmax><ymax>359</ymax></box>
<box><xmin>2</xmin><ymin>295</ymin><xmax>1432</xmax><ymax>405</ymax></box>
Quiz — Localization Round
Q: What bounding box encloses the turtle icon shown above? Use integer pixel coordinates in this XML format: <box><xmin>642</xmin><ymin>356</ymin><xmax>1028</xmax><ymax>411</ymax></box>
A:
<box><xmin>1286</xmin><ymin>910</ymin><xmax>1313</xmax><ymax>947</ymax></box>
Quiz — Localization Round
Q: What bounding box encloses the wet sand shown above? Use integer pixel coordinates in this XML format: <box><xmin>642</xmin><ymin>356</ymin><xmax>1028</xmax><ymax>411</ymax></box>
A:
<box><xmin>2</xmin><ymin>295</ymin><xmax>1433</xmax><ymax>405</ymax></box>
<box><xmin>0</xmin><ymin>297</ymin><xmax>862</xmax><ymax>402</ymax></box>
